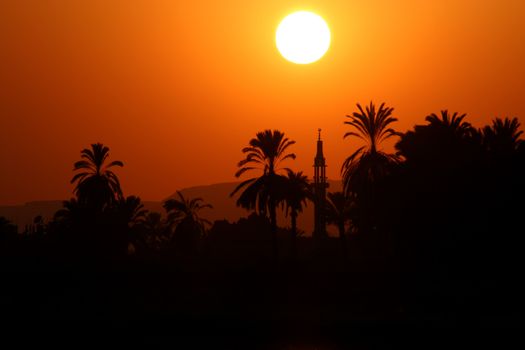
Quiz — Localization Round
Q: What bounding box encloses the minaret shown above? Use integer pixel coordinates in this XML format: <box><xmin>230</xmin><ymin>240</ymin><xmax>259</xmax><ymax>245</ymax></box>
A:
<box><xmin>313</xmin><ymin>129</ymin><xmax>329</xmax><ymax>238</ymax></box>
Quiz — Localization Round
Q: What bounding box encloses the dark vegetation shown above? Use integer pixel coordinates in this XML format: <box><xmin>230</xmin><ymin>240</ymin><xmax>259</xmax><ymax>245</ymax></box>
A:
<box><xmin>1</xmin><ymin>103</ymin><xmax>524</xmax><ymax>342</ymax></box>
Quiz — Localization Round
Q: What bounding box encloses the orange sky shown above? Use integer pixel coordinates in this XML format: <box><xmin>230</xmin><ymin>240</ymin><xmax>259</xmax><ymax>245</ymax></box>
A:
<box><xmin>1</xmin><ymin>0</ymin><xmax>524</xmax><ymax>205</ymax></box>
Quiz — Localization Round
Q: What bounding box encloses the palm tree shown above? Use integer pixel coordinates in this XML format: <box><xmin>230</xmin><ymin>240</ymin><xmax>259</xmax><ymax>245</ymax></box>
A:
<box><xmin>110</xmin><ymin>196</ymin><xmax>148</xmax><ymax>255</ymax></box>
<box><xmin>396</xmin><ymin>110</ymin><xmax>478</xmax><ymax>165</ymax></box>
<box><xmin>426</xmin><ymin>110</ymin><xmax>474</xmax><ymax>137</ymax></box>
<box><xmin>51</xmin><ymin>198</ymin><xmax>96</xmax><ymax>254</ymax></box>
<box><xmin>325</xmin><ymin>191</ymin><xmax>352</xmax><ymax>239</ymax></box>
<box><xmin>231</xmin><ymin>129</ymin><xmax>296</xmax><ymax>258</ymax></box>
<box><xmin>342</xmin><ymin>102</ymin><xmax>400</xmax><ymax>198</ymax></box>
<box><xmin>32</xmin><ymin>215</ymin><xmax>45</xmax><ymax>236</ymax></box>
<box><xmin>141</xmin><ymin>212</ymin><xmax>165</xmax><ymax>232</ymax></box>
<box><xmin>0</xmin><ymin>217</ymin><xmax>17</xmax><ymax>237</ymax></box>
<box><xmin>114</xmin><ymin>195</ymin><xmax>148</xmax><ymax>228</ymax></box>
<box><xmin>53</xmin><ymin>198</ymin><xmax>85</xmax><ymax>228</ymax></box>
<box><xmin>163</xmin><ymin>191</ymin><xmax>213</xmax><ymax>245</ymax></box>
<box><xmin>137</xmin><ymin>212</ymin><xmax>169</xmax><ymax>250</ymax></box>
<box><xmin>283</xmin><ymin>170</ymin><xmax>311</xmax><ymax>255</ymax></box>
<box><xmin>325</xmin><ymin>191</ymin><xmax>355</xmax><ymax>256</ymax></box>
<box><xmin>483</xmin><ymin>117</ymin><xmax>523</xmax><ymax>157</ymax></box>
<box><xmin>71</xmin><ymin>143</ymin><xmax>124</xmax><ymax>210</ymax></box>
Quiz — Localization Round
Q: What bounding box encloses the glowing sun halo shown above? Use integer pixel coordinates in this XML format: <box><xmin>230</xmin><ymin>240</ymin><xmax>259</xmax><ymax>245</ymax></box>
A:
<box><xmin>276</xmin><ymin>11</ymin><xmax>331</xmax><ymax>64</ymax></box>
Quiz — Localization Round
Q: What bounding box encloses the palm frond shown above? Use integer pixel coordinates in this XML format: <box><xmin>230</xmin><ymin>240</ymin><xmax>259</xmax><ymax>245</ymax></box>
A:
<box><xmin>107</xmin><ymin>160</ymin><xmax>124</xmax><ymax>168</ymax></box>
<box><xmin>235</xmin><ymin>167</ymin><xmax>258</xmax><ymax>178</ymax></box>
<box><xmin>230</xmin><ymin>177</ymin><xmax>257</xmax><ymax>197</ymax></box>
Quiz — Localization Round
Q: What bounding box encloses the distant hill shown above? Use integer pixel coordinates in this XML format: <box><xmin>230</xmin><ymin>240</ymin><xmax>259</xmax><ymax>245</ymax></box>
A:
<box><xmin>0</xmin><ymin>180</ymin><xmax>342</xmax><ymax>235</ymax></box>
<box><xmin>0</xmin><ymin>200</ymin><xmax>63</xmax><ymax>231</ymax></box>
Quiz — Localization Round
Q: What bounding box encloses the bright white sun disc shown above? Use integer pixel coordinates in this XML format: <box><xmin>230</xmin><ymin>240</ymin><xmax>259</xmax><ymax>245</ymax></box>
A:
<box><xmin>276</xmin><ymin>11</ymin><xmax>331</xmax><ymax>64</ymax></box>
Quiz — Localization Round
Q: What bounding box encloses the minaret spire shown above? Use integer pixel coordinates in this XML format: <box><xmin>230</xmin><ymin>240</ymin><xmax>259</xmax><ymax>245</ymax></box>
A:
<box><xmin>313</xmin><ymin>128</ymin><xmax>328</xmax><ymax>238</ymax></box>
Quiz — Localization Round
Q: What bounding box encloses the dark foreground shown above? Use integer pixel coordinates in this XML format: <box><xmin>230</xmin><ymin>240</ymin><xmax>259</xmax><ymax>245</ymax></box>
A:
<box><xmin>1</xmin><ymin>236</ymin><xmax>524</xmax><ymax>348</ymax></box>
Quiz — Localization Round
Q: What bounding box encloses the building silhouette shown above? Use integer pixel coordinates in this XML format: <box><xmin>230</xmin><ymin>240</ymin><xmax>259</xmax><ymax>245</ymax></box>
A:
<box><xmin>313</xmin><ymin>129</ymin><xmax>328</xmax><ymax>238</ymax></box>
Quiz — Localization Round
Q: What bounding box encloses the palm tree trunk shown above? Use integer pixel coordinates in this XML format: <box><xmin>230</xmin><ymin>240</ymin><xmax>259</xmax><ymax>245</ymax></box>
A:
<box><xmin>269</xmin><ymin>199</ymin><xmax>278</xmax><ymax>259</ymax></box>
<box><xmin>339</xmin><ymin>221</ymin><xmax>347</xmax><ymax>258</ymax></box>
<box><xmin>291</xmin><ymin>211</ymin><xmax>297</xmax><ymax>259</ymax></box>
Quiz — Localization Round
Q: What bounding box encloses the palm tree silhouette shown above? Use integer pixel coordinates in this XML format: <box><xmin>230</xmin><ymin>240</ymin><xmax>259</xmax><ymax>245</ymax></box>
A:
<box><xmin>426</xmin><ymin>110</ymin><xmax>473</xmax><ymax>137</ymax></box>
<box><xmin>342</xmin><ymin>102</ymin><xmax>400</xmax><ymax>198</ymax></box>
<box><xmin>51</xmin><ymin>197</ymin><xmax>99</xmax><ymax>255</ymax></box>
<box><xmin>32</xmin><ymin>215</ymin><xmax>45</xmax><ymax>236</ymax></box>
<box><xmin>483</xmin><ymin>117</ymin><xmax>523</xmax><ymax>157</ymax></box>
<box><xmin>71</xmin><ymin>143</ymin><xmax>124</xmax><ymax>210</ymax></box>
<box><xmin>326</xmin><ymin>191</ymin><xmax>353</xmax><ymax>239</ymax></box>
<box><xmin>114</xmin><ymin>195</ymin><xmax>148</xmax><ymax>228</ymax></box>
<box><xmin>283</xmin><ymin>170</ymin><xmax>311</xmax><ymax>254</ymax></box>
<box><xmin>164</xmin><ymin>191</ymin><xmax>213</xmax><ymax>243</ymax></box>
<box><xmin>396</xmin><ymin>110</ymin><xmax>477</xmax><ymax>165</ymax></box>
<box><xmin>231</xmin><ymin>129</ymin><xmax>296</xmax><ymax>258</ymax></box>
<box><xmin>111</xmin><ymin>196</ymin><xmax>148</xmax><ymax>255</ymax></box>
<box><xmin>342</xmin><ymin>102</ymin><xmax>399</xmax><ymax>234</ymax></box>
<box><xmin>325</xmin><ymin>191</ymin><xmax>356</xmax><ymax>256</ymax></box>
<box><xmin>0</xmin><ymin>216</ymin><xmax>17</xmax><ymax>236</ymax></box>
<box><xmin>53</xmin><ymin>198</ymin><xmax>84</xmax><ymax>227</ymax></box>
<box><xmin>137</xmin><ymin>212</ymin><xmax>169</xmax><ymax>250</ymax></box>
<box><xmin>141</xmin><ymin>212</ymin><xmax>165</xmax><ymax>232</ymax></box>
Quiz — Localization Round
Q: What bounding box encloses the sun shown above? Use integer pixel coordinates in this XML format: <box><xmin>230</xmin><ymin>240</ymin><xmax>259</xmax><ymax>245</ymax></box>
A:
<box><xmin>276</xmin><ymin>11</ymin><xmax>331</xmax><ymax>64</ymax></box>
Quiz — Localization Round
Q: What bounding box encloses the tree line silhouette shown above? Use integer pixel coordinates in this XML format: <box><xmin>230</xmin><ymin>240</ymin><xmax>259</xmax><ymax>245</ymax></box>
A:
<box><xmin>1</xmin><ymin>102</ymin><xmax>524</xmax><ymax>330</ymax></box>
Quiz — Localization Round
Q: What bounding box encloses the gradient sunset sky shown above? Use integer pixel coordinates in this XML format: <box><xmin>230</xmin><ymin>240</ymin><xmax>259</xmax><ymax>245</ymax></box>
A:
<box><xmin>1</xmin><ymin>0</ymin><xmax>524</xmax><ymax>204</ymax></box>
